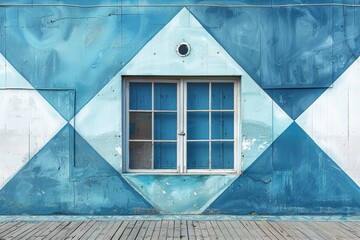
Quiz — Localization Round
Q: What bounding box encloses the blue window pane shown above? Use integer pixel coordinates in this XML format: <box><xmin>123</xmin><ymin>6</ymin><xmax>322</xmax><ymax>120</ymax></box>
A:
<box><xmin>154</xmin><ymin>113</ymin><xmax>177</xmax><ymax>140</ymax></box>
<box><xmin>187</xmin><ymin>142</ymin><xmax>209</xmax><ymax>169</ymax></box>
<box><xmin>154</xmin><ymin>142</ymin><xmax>177</xmax><ymax>169</ymax></box>
<box><xmin>154</xmin><ymin>83</ymin><xmax>177</xmax><ymax>110</ymax></box>
<box><xmin>130</xmin><ymin>83</ymin><xmax>152</xmax><ymax>110</ymax></box>
<box><xmin>211</xmin><ymin>142</ymin><xmax>234</xmax><ymax>169</ymax></box>
<box><xmin>212</xmin><ymin>83</ymin><xmax>234</xmax><ymax>110</ymax></box>
<box><xmin>187</xmin><ymin>83</ymin><xmax>209</xmax><ymax>110</ymax></box>
<box><xmin>187</xmin><ymin>112</ymin><xmax>209</xmax><ymax>140</ymax></box>
<box><xmin>212</xmin><ymin>112</ymin><xmax>234</xmax><ymax>139</ymax></box>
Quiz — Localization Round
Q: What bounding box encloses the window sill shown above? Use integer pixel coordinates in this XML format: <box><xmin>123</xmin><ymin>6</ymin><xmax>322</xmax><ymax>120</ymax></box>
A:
<box><xmin>122</xmin><ymin>171</ymin><xmax>241</xmax><ymax>176</ymax></box>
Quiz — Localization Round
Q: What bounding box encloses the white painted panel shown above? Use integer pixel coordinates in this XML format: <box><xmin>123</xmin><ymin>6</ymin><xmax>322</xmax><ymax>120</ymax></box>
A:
<box><xmin>297</xmin><ymin>57</ymin><xmax>360</xmax><ymax>186</ymax></box>
<box><xmin>0</xmin><ymin>53</ymin><xmax>32</xmax><ymax>89</ymax></box>
<box><xmin>0</xmin><ymin>89</ymin><xmax>66</xmax><ymax>189</ymax></box>
<box><xmin>348</xmin><ymin>59</ymin><xmax>360</xmax><ymax>184</ymax></box>
<box><xmin>28</xmin><ymin>90</ymin><xmax>68</xmax><ymax>159</ymax></box>
<box><xmin>0</xmin><ymin>90</ymin><xmax>30</xmax><ymax>189</ymax></box>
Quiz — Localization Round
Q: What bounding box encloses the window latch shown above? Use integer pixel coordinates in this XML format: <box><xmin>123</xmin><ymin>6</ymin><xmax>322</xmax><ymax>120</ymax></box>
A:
<box><xmin>178</xmin><ymin>131</ymin><xmax>186</xmax><ymax>136</ymax></box>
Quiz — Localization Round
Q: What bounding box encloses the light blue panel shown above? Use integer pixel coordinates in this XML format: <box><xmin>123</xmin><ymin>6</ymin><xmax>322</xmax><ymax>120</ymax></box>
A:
<box><xmin>154</xmin><ymin>142</ymin><xmax>177</xmax><ymax>169</ymax></box>
<box><xmin>211</xmin><ymin>112</ymin><xmax>234</xmax><ymax>139</ymax></box>
<box><xmin>122</xmin><ymin>174</ymin><xmax>238</xmax><ymax>214</ymax></box>
<box><xmin>187</xmin><ymin>83</ymin><xmax>209</xmax><ymax>110</ymax></box>
<box><xmin>70</xmin><ymin>76</ymin><xmax>122</xmax><ymax>173</ymax></box>
<box><xmin>241</xmin><ymin>78</ymin><xmax>274</xmax><ymax>171</ymax></box>
<box><xmin>154</xmin><ymin>83</ymin><xmax>177</xmax><ymax>110</ymax></box>
<box><xmin>154</xmin><ymin>112</ymin><xmax>177</xmax><ymax>140</ymax></box>
<box><xmin>187</xmin><ymin>142</ymin><xmax>209</xmax><ymax>169</ymax></box>
<box><xmin>211</xmin><ymin>142</ymin><xmax>234</xmax><ymax>169</ymax></box>
<box><xmin>130</xmin><ymin>82</ymin><xmax>152</xmax><ymax>110</ymax></box>
<box><xmin>187</xmin><ymin>112</ymin><xmax>209</xmax><ymax>140</ymax></box>
<box><xmin>211</xmin><ymin>83</ymin><xmax>234</xmax><ymax>110</ymax></box>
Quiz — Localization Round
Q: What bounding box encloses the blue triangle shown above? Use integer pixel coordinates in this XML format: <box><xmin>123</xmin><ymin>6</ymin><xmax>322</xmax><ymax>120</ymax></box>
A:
<box><xmin>0</xmin><ymin>124</ymin><xmax>74</xmax><ymax>214</ymax></box>
<box><xmin>0</xmin><ymin>124</ymin><xmax>157</xmax><ymax>215</ymax></box>
<box><xmin>38</xmin><ymin>89</ymin><xmax>75</xmax><ymax>122</ymax></box>
<box><xmin>0</xmin><ymin>7</ymin><xmax>181</xmax><ymax>116</ymax></box>
<box><xmin>71</xmin><ymin>130</ymin><xmax>119</xmax><ymax>180</ymax></box>
<box><xmin>189</xmin><ymin>7</ymin><xmax>360</xmax><ymax>119</ymax></box>
<box><xmin>265</xmin><ymin>88</ymin><xmax>327</xmax><ymax>120</ymax></box>
<box><xmin>70</xmin><ymin>129</ymin><xmax>157</xmax><ymax>214</ymax></box>
<box><xmin>205</xmin><ymin>123</ymin><xmax>360</xmax><ymax>215</ymax></box>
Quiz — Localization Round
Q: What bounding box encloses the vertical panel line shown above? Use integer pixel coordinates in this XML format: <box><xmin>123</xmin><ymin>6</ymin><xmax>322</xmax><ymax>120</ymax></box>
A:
<box><xmin>209</xmin><ymin>82</ymin><xmax>212</xmax><ymax>170</ymax></box>
<box><xmin>152</xmin><ymin>81</ymin><xmax>154</xmax><ymax>170</ymax></box>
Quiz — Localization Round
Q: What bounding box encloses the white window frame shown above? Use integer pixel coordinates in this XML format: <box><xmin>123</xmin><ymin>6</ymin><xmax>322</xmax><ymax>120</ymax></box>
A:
<box><xmin>123</xmin><ymin>76</ymin><xmax>241</xmax><ymax>175</ymax></box>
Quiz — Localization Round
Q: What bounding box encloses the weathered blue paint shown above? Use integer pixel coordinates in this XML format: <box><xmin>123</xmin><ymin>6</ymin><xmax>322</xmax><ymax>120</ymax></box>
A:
<box><xmin>38</xmin><ymin>90</ymin><xmax>75</xmax><ymax>122</ymax></box>
<box><xmin>0</xmin><ymin>1</ymin><xmax>360</xmax><ymax>216</ymax></box>
<box><xmin>265</xmin><ymin>88</ymin><xmax>327</xmax><ymax>120</ymax></box>
<box><xmin>0</xmin><ymin>5</ymin><xmax>181</xmax><ymax>115</ymax></box>
<box><xmin>206</xmin><ymin>123</ymin><xmax>360</xmax><ymax>215</ymax></box>
<box><xmin>0</xmin><ymin>125</ymin><xmax>74</xmax><ymax>215</ymax></box>
<box><xmin>189</xmin><ymin>5</ymin><xmax>360</xmax><ymax>118</ymax></box>
<box><xmin>0</xmin><ymin>125</ymin><xmax>156</xmax><ymax>215</ymax></box>
<box><xmin>122</xmin><ymin>174</ymin><xmax>238</xmax><ymax>214</ymax></box>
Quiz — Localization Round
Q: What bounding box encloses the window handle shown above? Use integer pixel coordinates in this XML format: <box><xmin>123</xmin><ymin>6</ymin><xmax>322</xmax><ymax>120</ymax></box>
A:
<box><xmin>178</xmin><ymin>131</ymin><xmax>186</xmax><ymax>136</ymax></box>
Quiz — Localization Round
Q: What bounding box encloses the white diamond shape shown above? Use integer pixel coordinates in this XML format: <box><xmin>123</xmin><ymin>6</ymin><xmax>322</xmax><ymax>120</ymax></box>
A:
<box><xmin>296</xmin><ymin>57</ymin><xmax>360</xmax><ymax>187</ymax></box>
<box><xmin>0</xmin><ymin>54</ymin><xmax>67</xmax><ymax>189</ymax></box>
<box><xmin>73</xmin><ymin>8</ymin><xmax>292</xmax><ymax>213</ymax></box>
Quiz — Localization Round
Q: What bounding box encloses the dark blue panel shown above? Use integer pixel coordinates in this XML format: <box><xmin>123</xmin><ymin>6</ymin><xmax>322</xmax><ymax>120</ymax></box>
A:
<box><xmin>154</xmin><ymin>142</ymin><xmax>177</xmax><ymax>169</ymax></box>
<box><xmin>187</xmin><ymin>83</ymin><xmax>209</xmax><ymax>110</ymax></box>
<box><xmin>187</xmin><ymin>112</ymin><xmax>209</xmax><ymax>140</ymax></box>
<box><xmin>154</xmin><ymin>83</ymin><xmax>177</xmax><ymax>110</ymax></box>
<box><xmin>189</xmin><ymin>6</ymin><xmax>360</xmax><ymax>119</ymax></box>
<box><xmin>189</xmin><ymin>7</ymin><xmax>262</xmax><ymax>86</ymax></box>
<box><xmin>0</xmin><ymin>6</ymin><xmax>181</xmax><ymax>116</ymax></box>
<box><xmin>38</xmin><ymin>90</ymin><xmax>75</xmax><ymax>122</ymax></box>
<box><xmin>205</xmin><ymin>123</ymin><xmax>360</xmax><ymax>215</ymax></box>
<box><xmin>130</xmin><ymin>83</ymin><xmax>152</xmax><ymax>110</ymax></box>
<box><xmin>259</xmin><ymin>7</ymin><xmax>333</xmax><ymax>88</ymax></box>
<box><xmin>187</xmin><ymin>142</ymin><xmax>209</xmax><ymax>169</ymax></box>
<box><xmin>211</xmin><ymin>141</ymin><xmax>234</xmax><ymax>169</ymax></box>
<box><xmin>266</xmin><ymin>88</ymin><xmax>326</xmax><ymax>120</ymax></box>
<box><xmin>211</xmin><ymin>112</ymin><xmax>234</xmax><ymax>139</ymax></box>
<box><xmin>332</xmin><ymin>6</ymin><xmax>359</xmax><ymax>81</ymax></box>
<box><xmin>211</xmin><ymin>83</ymin><xmax>234</xmax><ymax>110</ymax></box>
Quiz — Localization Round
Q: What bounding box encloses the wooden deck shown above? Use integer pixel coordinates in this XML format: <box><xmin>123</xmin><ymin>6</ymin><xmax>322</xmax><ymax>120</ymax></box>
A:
<box><xmin>0</xmin><ymin>220</ymin><xmax>359</xmax><ymax>239</ymax></box>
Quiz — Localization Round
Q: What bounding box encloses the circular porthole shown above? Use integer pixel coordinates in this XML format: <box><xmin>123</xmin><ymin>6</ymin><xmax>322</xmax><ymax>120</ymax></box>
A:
<box><xmin>176</xmin><ymin>42</ymin><xmax>191</xmax><ymax>57</ymax></box>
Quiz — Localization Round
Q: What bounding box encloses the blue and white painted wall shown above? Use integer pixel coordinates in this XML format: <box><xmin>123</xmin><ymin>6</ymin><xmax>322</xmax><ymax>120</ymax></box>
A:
<box><xmin>0</xmin><ymin>1</ymin><xmax>360</xmax><ymax>215</ymax></box>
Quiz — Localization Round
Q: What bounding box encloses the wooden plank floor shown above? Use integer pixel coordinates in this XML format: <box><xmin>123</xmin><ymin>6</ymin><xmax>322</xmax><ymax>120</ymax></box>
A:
<box><xmin>0</xmin><ymin>220</ymin><xmax>359</xmax><ymax>239</ymax></box>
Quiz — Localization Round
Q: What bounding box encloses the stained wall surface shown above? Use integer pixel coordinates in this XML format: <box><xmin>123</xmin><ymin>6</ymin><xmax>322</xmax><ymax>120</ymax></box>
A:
<box><xmin>0</xmin><ymin>1</ymin><xmax>360</xmax><ymax>215</ymax></box>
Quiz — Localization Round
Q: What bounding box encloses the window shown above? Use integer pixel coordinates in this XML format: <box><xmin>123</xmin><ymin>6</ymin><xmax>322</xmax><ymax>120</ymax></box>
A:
<box><xmin>124</xmin><ymin>77</ymin><xmax>240</xmax><ymax>174</ymax></box>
